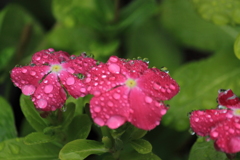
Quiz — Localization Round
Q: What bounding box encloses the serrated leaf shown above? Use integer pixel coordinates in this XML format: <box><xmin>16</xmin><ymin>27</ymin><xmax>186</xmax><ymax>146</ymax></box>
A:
<box><xmin>120</xmin><ymin>151</ymin><xmax>161</xmax><ymax>160</ymax></box>
<box><xmin>0</xmin><ymin>97</ymin><xmax>16</xmax><ymax>142</ymax></box>
<box><xmin>20</xmin><ymin>94</ymin><xmax>49</xmax><ymax>132</ymax></box>
<box><xmin>0</xmin><ymin>138</ymin><xmax>61</xmax><ymax>160</ymax></box>
<box><xmin>160</xmin><ymin>0</ymin><xmax>236</xmax><ymax>52</ymax></box>
<box><xmin>190</xmin><ymin>0</ymin><xmax>240</xmax><ymax>25</ymax></box>
<box><xmin>59</xmin><ymin>139</ymin><xmax>107</xmax><ymax>160</ymax></box>
<box><xmin>189</xmin><ymin>138</ymin><xmax>227</xmax><ymax>160</ymax></box>
<box><xmin>163</xmin><ymin>49</ymin><xmax>240</xmax><ymax>131</ymax></box>
<box><xmin>130</xmin><ymin>139</ymin><xmax>152</xmax><ymax>154</ymax></box>
<box><xmin>24</xmin><ymin>132</ymin><xmax>54</xmax><ymax>145</ymax></box>
<box><xmin>66</xmin><ymin>114</ymin><xmax>92</xmax><ymax>141</ymax></box>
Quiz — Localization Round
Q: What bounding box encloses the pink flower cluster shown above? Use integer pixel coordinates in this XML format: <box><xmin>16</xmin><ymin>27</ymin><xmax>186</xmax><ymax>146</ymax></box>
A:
<box><xmin>11</xmin><ymin>49</ymin><xmax>180</xmax><ymax>130</ymax></box>
<box><xmin>190</xmin><ymin>89</ymin><xmax>240</xmax><ymax>153</ymax></box>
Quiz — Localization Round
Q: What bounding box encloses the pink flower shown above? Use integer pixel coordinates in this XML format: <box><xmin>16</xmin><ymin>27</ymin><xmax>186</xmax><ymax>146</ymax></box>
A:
<box><xmin>11</xmin><ymin>48</ymin><xmax>97</xmax><ymax>111</ymax></box>
<box><xmin>190</xmin><ymin>89</ymin><xmax>240</xmax><ymax>153</ymax></box>
<box><xmin>85</xmin><ymin>56</ymin><xmax>180</xmax><ymax>130</ymax></box>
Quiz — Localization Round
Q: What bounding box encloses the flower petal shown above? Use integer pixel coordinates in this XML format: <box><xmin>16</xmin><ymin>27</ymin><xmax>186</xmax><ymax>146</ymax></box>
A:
<box><xmin>11</xmin><ymin>65</ymin><xmax>50</xmax><ymax>95</ymax></box>
<box><xmin>137</xmin><ymin>68</ymin><xmax>179</xmax><ymax>101</ymax></box>
<box><xmin>218</xmin><ymin>89</ymin><xmax>240</xmax><ymax>108</ymax></box>
<box><xmin>32</xmin><ymin>73</ymin><xmax>67</xmax><ymax>111</ymax></box>
<box><xmin>89</xmin><ymin>86</ymin><xmax>129</xmax><ymax>129</ymax></box>
<box><xmin>190</xmin><ymin>109</ymin><xmax>229</xmax><ymax>136</ymax></box>
<box><xmin>31</xmin><ymin>49</ymin><xmax>70</xmax><ymax>65</ymax></box>
<box><xmin>59</xmin><ymin>70</ymin><xmax>87</xmax><ymax>98</ymax></box>
<box><xmin>128</xmin><ymin>87</ymin><xmax>168</xmax><ymax>130</ymax></box>
<box><xmin>210</xmin><ymin>117</ymin><xmax>240</xmax><ymax>153</ymax></box>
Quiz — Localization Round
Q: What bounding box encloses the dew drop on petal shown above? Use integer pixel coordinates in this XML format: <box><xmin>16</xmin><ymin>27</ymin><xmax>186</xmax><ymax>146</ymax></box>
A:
<box><xmin>66</xmin><ymin>77</ymin><xmax>75</xmax><ymax>85</ymax></box>
<box><xmin>30</xmin><ymin>71</ymin><xmax>36</xmax><ymax>76</ymax></box>
<box><xmin>194</xmin><ymin>117</ymin><xmax>199</xmax><ymax>122</ymax></box>
<box><xmin>235</xmin><ymin>123</ymin><xmax>240</xmax><ymax>129</ymax></box>
<box><xmin>37</xmin><ymin>99</ymin><xmax>47</xmax><ymax>109</ymax></box>
<box><xmin>106</xmin><ymin>115</ymin><xmax>126</xmax><ymax>129</ymax></box>
<box><xmin>22</xmin><ymin>85</ymin><xmax>36</xmax><ymax>95</ymax></box>
<box><xmin>153</xmin><ymin>83</ymin><xmax>161</xmax><ymax>90</ymax></box>
<box><xmin>44</xmin><ymin>84</ymin><xmax>53</xmax><ymax>93</ymax></box>
<box><xmin>211</xmin><ymin>131</ymin><xmax>219</xmax><ymax>138</ymax></box>
<box><xmin>155</xmin><ymin>121</ymin><xmax>160</xmax><ymax>125</ymax></box>
<box><xmin>107</xmin><ymin>101</ymin><xmax>113</xmax><ymax>107</ymax></box>
<box><xmin>145</xmin><ymin>96</ymin><xmax>152</xmax><ymax>103</ymax></box>
<box><xmin>109</xmin><ymin>56</ymin><xmax>118</xmax><ymax>62</ymax></box>
<box><xmin>93</xmin><ymin>106</ymin><xmax>101</xmax><ymax>112</ymax></box>
<box><xmin>94</xmin><ymin>117</ymin><xmax>105</xmax><ymax>126</ymax></box>
<box><xmin>160</xmin><ymin>109</ymin><xmax>167</xmax><ymax>115</ymax></box>
<box><xmin>93</xmin><ymin>91</ymin><xmax>101</xmax><ymax>96</ymax></box>
<box><xmin>113</xmin><ymin>93</ymin><xmax>120</xmax><ymax>99</ymax></box>
<box><xmin>80</xmin><ymin>88</ymin><xmax>86</xmax><ymax>93</ymax></box>
<box><xmin>21</xmin><ymin>68</ymin><xmax>27</xmax><ymax>73</ymax></box>
<box><xmin>108</xmin><ymin>64</ymin><xmax>120</xmax><ymax>73</ymax></box>
<box><xmin>169</xmin><ymin>84</ymin><xmax>176</xmax><ymax>90</ymax></box>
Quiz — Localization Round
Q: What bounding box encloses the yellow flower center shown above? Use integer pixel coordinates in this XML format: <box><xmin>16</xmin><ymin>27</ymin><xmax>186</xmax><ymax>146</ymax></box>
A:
<box><xmin>125</xmin><ymin>79</ymin><xmax>137</xmax><ymax>88</ymax></box>
<box><xmin>51</xmin><ymin>64</ymin><xmax>62</xmax><ymax>73</ymax></box>
<box><xmin>233</xmin><ymin>109</ymin><xmax>240</xmax><ymax>116</ymax></box>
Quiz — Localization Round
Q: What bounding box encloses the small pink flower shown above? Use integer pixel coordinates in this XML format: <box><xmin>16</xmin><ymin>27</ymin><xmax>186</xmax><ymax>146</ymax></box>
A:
<box><xmin>190</xmin><ymin>89</ymin><xmax>240</xmax><ymax>153</ymax></box>
<box><xmin>11</xmin><ymin>48</ymin><xmax>97</xmax><ymax>111</ymax></box>
<box><xmin>85</xmin><ymin>56</ymin><xmax>179</xmax><ymax>130</ymax></box>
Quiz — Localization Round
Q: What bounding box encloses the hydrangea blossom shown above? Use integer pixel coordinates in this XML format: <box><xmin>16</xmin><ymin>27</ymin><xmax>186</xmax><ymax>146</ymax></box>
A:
<box><xmin>190</xmin><ymin>89</ymin><xmax>240</xmax><ymax>153</ymax></box>
<box><xmin>84</xmin><ymin>56</ymin><xmax>180</xmax><ymax>130</ymax></box>
<box><xmin>11</xmin><ymin>48</ymin><xmax>97</xmax><ymax>111</ymax></box>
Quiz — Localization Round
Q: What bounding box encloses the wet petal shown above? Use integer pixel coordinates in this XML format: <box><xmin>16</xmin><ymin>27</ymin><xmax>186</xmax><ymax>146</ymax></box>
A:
<box><xmin>137</xmin><ymin>68</ymin><xmax>179</xmax><ymax>101</ymax></box>
<box><xmin>31</xmin><ymin>49</ymin><xmax>70</xmax><ymax>65</ymax></box>
<box><xmin>11</xmin><ymin>65</ymin><xmax>50</xmax><ymax>95</ymax></box>
<box><xmin>210</xmin><ymin>117</ymin><xmax>240</xmax><ymax>153</ymax></box>
<box><xmin>59</xmin><ymin>70</ymin><xmax>87</xmax><ymax>98</ymax></box>
<box><xmin>32</xmin><ymin>73</ymin><xmax>67</xmax><ymax>111</ymax></box>
<box><xmin>218</xmin><ymin>89</ymin><xmax>240</xmax><ymax>108</ymax></box>
<box><xmin>89</xmin><ymin>86</ymin><xmax>129</xmax><ymax>129</ymax></box>
<box><xmin>189</xmin><ymin>109</ymin><xmax>229</xmax><ymax>137</ymax></box>
<box><xmin>128</xmin><ymin>87</ymin><xmax>168</xmax><ymax>130</ymax></box>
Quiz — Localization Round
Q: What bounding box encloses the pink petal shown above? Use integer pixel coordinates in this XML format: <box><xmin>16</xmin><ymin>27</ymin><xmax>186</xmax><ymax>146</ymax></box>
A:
<box><xmin>84</xmin><ymin>63</ymin><xmax>126</xmax><ymax>95</ymax></box>
<box><xmin>32</xmin><ymin>73</ymin><xmax>67</xmax><ymax>111</ymax></box>
<box><xmin>210</xmin><ymin>117</ymin><xmax>240</xmax><ymax>153</ymax></box>
<box><xmin>62</xmin><ymin>55</ymin><xmax>97</xmax><ymax>74</ymax></box>
<box><xmin>31</xmin><ymin>49</ymin><xmax>70</xmax><ymax>65</ymax></box>
<box><xmin>137</xmin><ymin>68</ymin><xmax>179</xmax><ymax>101</ymax></box>
<box><xmin>218</xmin><ymin>89</ymin><xmax>240</xmax><ymax>108</ymax></box>
<box><xmin>59</xmin><ymin>70</ymin><xmax>87</xmax><ymax>98</ymax></box>
<box><xmin>128</xmin><ymin>87</ymin><xmax>168</xmax><ymax>130</ymax></box>
<box><xmin>89</xmin><ymin>86</ymin><xmax>129</xmax><ymax>129</ymax></box>
<box><xmin>11</xmin><ymin>65</ymin><xmax>50</xmax><ymax>95</ymax></box>
<box><xmin>189</xmin><ymin>109</ymin><xmax>229</xmax><ymax>137</ymax></box>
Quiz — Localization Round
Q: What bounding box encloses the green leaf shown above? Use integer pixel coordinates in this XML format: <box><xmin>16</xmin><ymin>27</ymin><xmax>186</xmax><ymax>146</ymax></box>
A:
<box><xmin>163</xmin><ymin>49</ymin><xmax>240</xmax><ymax>131</ymax></box>
<box><xmin>189</xmin><ymin>138</ymin><xmax>227</xmax><ymax>160</ymax></box>
<box><xmin>20</xmin><ymin>94</ymin><xmax>49</xmax><ymax>132</ymax></box>
<box><xmin>124</xmin><ymin>18</ymin><xmax>183</xmax><ymax>71</ymax></box>
<box><xmin>120</xmin><ymin>151</ymin><xmax>161</xmax><ymax>160</ymax></box>
<box><xmin>130</xmin><ymin>139</ymin><xmax>152</xmax><ymax>154</ymax></box>
<box><xmin>24</xmin><ymin>132</ymin><xmax>54</xmax><ymax>145</ymax></box>
<box><xmin>160</xmin><ymin>0</ymin><xmax>236</xmax><ymax>52</ymax></box>
<box><xmin>61</xmin><ymin>103</ymin><xmax>75</xmax><ymax>129</ymax></box>
<box><xmin>234</xmin><ymin>33</ymin><xmax>240</xmax><ymax>59</ymax></box>
<box><xmin>66</xmin><ymin>114</ymin><xmax>92</xmax><ymax>141</ymax></box>
<box><xmin>0</xmin><ymin>138</ymin><xmax>61</xmax><ymax>160</ymax></box>
<box><xmin>121</xmin><ymin>125</ymin><xmax>147</xmax><ymax>141</ymax></box>
<box><xmin>0</xmin><ymin>97</ymin><xmax>16</xmax><ymax>142</ymax></box>
<box><xmin>190</xmin><ymin>0</ymin><xmax>240</xmax><ymax>25</ymax></box>
<box><xmin>59</xmin><ymin>139</ymin><xmax>108</xmax><ymax>160</ymax></box>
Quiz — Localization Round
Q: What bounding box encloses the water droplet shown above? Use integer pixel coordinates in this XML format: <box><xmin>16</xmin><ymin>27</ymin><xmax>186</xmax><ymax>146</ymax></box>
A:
<box><xmin>107</xmin><ymin>101</ymin><xmax>113</xmax><ymax>107</ymax></box>
<box><xmin>218</xmin><ymin>89</ymin><xmax>226</xmax><ymax>93</ymax></box>
<box><xmin>169</xmin><ymin>84</ymin><xmax>176</xmax><ymax>90</ymax></box>
<box><xmin>44</xmin><ymin>84</ymin><xmax>53</xmax><ymax>93</ymax></box>
<box><xmin>189</xmin><ymin>128</ymin><xmax>195</xmax><ymax>135</ymax></box>
<box><xmin>101</xmin><ymin>75</ymin><xmax>107</xmax><ymax>78</ymax></box>
<box><xmin>194</xmin><ymin>117</ymin><xmax>199</xmax><ymax>122</ymax></box>
<box><xmin>108</xmin><ymin>64</ymin><xmax>120</xmax><ymax>73</ymax></box>
<box><xmin>153</xmin><ymin>83</ymin><xmax>161</xmax><ymax>90</ymax></box>
<box><xmin>80</xmin><ymin>88</ymin><xmax>86</xmax><ymax>93</ymax></box>
<box><xmin>9</xmin><ymin>144</ymin><xmax>20</xmax><ymax>154</ymax></box>
<box><xmin>94</xmin><ymin>106</ymin><xmax>101</xmax><ymax>112</ymax></box>
<box><xmin>235</xmin><ymin>123</ymin><xmax>240</xmax><ymax>129</ymax></box>
<box><xmin>211</xmin><ymin>131</ymin><xmax>218</xmax><ymax>138</ymax></box>
<box><xmin>61</xmin><ymin>105</ymin><xmax>67</xmax><ymax>112</ymax></box>
<box><xmin>94</xmin><ymin>117</ymin><xmax>105</xmax><ymax>126</ymax></box>
<box><xmin>66</xmin><ymin>77</ymin><xmax>75</xmax><ymax>85</ymax></box>
<box><xmin>160</xmin><ymin>66</ymin><xmax>169</xmax><ymax>74</ymax></box>
<box><xmin>161</xmin><ymin>88</ymin><xmax>166</xmax><ymax>93</ymax></box>
<box><xmin>48</xmin><ymin>48</ymin><xmax>55</xmax><ymax>52</ymax></box>
<box><xmin>37</xmin><ymin>99</ymin><xmax>48</xmax><ymax>109</ymax></box>
<box><xmin>113</xmin><ymin>93</ymin><xmax>120</xmax><ymax>99</ymax></box>
<box><xmin>21</xmin><ymin>68</ymin><xmax>27</xmax><ymax>73</ymax></box>
<box><xmin>36</xmin><ymin>56</ymin><xmax>41</xmax><ymax>61</ymax></box>
<box><xmin>22</xmin><ymin>85</ymin><xmax>36</xmax><ymax>95</ymax></box>
<box><xmin>145</xmin><ymin>96</ymin><xmax>152</xmax><ymax>103</ymax></box>
<box><xmin>106</xmin><ymin>115</ymin><xmax>126</xmax><ymax>129</ymax></box>
<box><xmin>160</xmin><ymin>109</ymin><xmax>167</xmax><ymax>115</ymax></box>
<box><xmin>93</xmin><ymin>91</ymin><xmax>101</xmax><ymax>96</ymax></box>
<box><xmin>229</xmin><ymin>129</ymin><xmax>235</xmax><ymax>134</ymax></box>
<box><xmin>109</xmin><ymin>56</ymin><xmax>118</xmax><ymax>62</ymax></box>
<box><xmin>155</xmin><ymin>121</ymin><xmax>160</xmax><ymax>125</ymax></box>
<box><xmin>30</xmin><ymin>71</ymin><xmax>36</xmax><ymax>76</ymax></box>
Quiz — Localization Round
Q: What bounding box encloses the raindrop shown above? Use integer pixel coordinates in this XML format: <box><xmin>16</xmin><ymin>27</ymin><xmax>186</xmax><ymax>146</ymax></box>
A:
<box><xmin>66</xmin><ymin>77</ymin><xmax>75</xmax><ymax>85</ymax></box>
<box><xmin>21</xmin><ymin>68</ymin><xmax>27</xmax><ymax>73</ymax></box>
<box><xmin>106</xmin><ymin>115</ymin><xmax>126</xmax><ymax>129</ymax></box>
<box><xmin>155</xmin><ymin>121</ymin><xmax>160</xmax><ymax>125</ymax></box>
<box><xmin>189</xmin><ymin>128</ymin><xmax>195</xmax><ymax>135</ymax></box>
<box><xmin>93</xmin><ymin>106</ymin><xmax>101</xmax><ymax>112</ymax></box>
<box><xmin>30</xmin><ymin>71</ymin><xmax>36</xmax><ymax>76</ymax></box>
<box><xmin>113</xmin><ymin>93</ymin><xmax>120</xmax><ymax>100</ymax></box>
<box><xmin>145</xmin><ymin>96</ymin><xmax>152</xmax><ymax>103</ymax></box>
<box><xmin>94</xmin><ymin>117</ymin><xmax>105</xmax><ymax>126</ymax></box>
<box><xmin>36</xmin><ymin>56</ymin><xmax>41</xmax><ymax>61</ymax></box>
<box><xmin>109</xmin><ymin>56</ymin><xmax>118</xmax><ymax>62</ymax></box>
<box><xmin>169</xmin><ymin>84</ymin><xmax>176</xmax><ymax>90</ymax></box>
<box><xmin>44</xmin><ymin>84</ymin><xmax>53</xmax><ymax>93</ymax></box>
<box><xmin>160</xmin><ymin>66</ymin><xmax>169</xmax><ymax>74</ymax></box>
<box><xmin>153</xmin><ymin>83</ymin><xmax>161</xmax><ymax>90</ymax></box>
<box><xmin>194</xmin><ymin>117</ymin><xmax>199</xmax><ymax>122</ymax></box>
<box><xmin>143</xmin><ymin>58</ymin><xmax>149</xmax><ymax>64</ymax></box>
<box><xmin>160</xmin><ymin>109</ymin><xmax>167</xmax><ymax>115</ymax></box>
<box><xmin>101</xmin><ymin>75</ymin><xmax>107</xmax><ymax>78</ymax></box>
<box><xmin>61</xmin><ymin>105</ymin><xmax>67</xmax><ymax>112</ymax></box>
<box><xmin>80</xmin><ymin>88</ymin><xmax>86</xmax><ymax>93</ymax></box>
<box><xmin>85</xmin><ymin>78</ymin><xmax>91</xmax><ymax>83</ymax></box>
<box><xmin>218</xmin><ymin>89</ymin><xmax>226</xmax><ymax>93</ymax></box>
<box><xmin>107</xmin><ymin>101</ymin><xmax>113</xmax><ymax>107</ymax></box>
<box><xmin>108</xmin><ymin>64</ymin><xmax>120</xmax><ymax>74</ymax></box>
<box><xmin>9</xmin><ymin>144</ymin><xmax>20</xmax><ymax>154</ymax></box>
<box><xmin>37</xmin><ymin>99</ymin><xmax>48</xmax><ymax>109</ymax></box>
<box><xmin>22</xmin><ymin>85</ymin><xmax>36</xmax><ymax>96</ymax></box>
<box><xmin>211</xmin><ymin>131</ymin><xmax>219</xmax><ymax>138</ymax></box>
